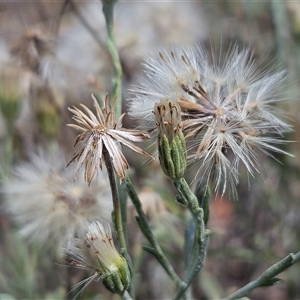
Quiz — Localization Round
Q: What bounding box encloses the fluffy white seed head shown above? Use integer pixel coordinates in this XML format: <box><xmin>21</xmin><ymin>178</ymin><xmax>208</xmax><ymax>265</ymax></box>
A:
<box><xmin>68</xmin><ymin>222</ymin><xmax>122</xmax><ymax>273</ymax></box>
<box><xmin>129</xmin><ymin>44</ymin><xmax>292</xmax><ymax>196</ymax></box>
<box><xmin>67</xmin><ymin>222</ymin><xmax>130</xmax><ymax>295</ymax></box>
<box><xmin>1</xmin><ymin>145</ymin><xmax>113</xmax><ymax>254</ymax></box>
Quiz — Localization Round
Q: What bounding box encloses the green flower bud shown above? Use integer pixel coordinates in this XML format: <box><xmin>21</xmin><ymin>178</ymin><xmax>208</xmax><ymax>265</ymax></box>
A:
<box><xmin>154</xmin><ymin>100</ymin><xmax>186</xmax><ymax>180</ymax></box>
<box><xmin>68</xmin><ymin>222</ymin><xmax>130</xmax><ymax>295</ymax></box>
<box><xmin>102</xmin><ymin>255</ymin><xmax>130</xmax><ymax>294</ymax></box>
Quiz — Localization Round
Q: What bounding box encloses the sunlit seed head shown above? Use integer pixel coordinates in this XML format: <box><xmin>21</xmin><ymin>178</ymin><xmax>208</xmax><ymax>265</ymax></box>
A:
<box><xmin>11</xmin><ymin>28</ymin><xmax>52</xmax><ymax>73</ymax></box>
<box><xmin>129</xmin><ymin>44</ymin><xmax>292</xmax><ymax>197</ymax></box>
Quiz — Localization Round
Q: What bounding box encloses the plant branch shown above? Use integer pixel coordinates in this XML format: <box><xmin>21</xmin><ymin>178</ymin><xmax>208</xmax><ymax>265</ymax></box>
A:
<box><xmin>223</xmin><ymin>251</ymin><xmax>300</xmax><ymax>300</ymax></box>
<box><xmin>172</xmin><ymin>178</ymin><xmax>210</xmax><ymax>300</ymax></box>
<box><xmin>122</xmin><ymin>177</ymin><xmax>185</xmax><ymax>290</ymax></box>
<box><xmin>102</xmin><ymin>0</ymin><xmax>122</xmax><ymax>118</ymax></box>
<box><xmin>102</xmin><ymin>147</ymin><xmax>132</xmax><ymax>275</ymax></box>
<box><xmin>122</xmin><ymin>290</ymin><xmax>133</xmax><ymax>300</ymax></box>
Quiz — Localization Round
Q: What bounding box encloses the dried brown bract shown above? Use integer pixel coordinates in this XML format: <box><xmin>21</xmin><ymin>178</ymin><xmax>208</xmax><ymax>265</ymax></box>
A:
<box><xmin>67</xmin><ymin>94</ymin><xmax>152</xmax><ymax>185</ymax></box>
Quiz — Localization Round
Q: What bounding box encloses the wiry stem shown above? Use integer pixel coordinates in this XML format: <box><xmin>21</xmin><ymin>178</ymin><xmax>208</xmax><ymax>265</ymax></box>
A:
<box><xmin>123</xmin><ymin>177</ymin><xmax>186</xmax><ymax>290</ymax></box>
<box><xmin>102</xmin><ymin>0</ymin><xmax>122</xmax><ymax>118</ymax></box>
<box><xmin>122</xmin><ymin>290</ymin><xmax>133</xmax><ymax>300</ymax></box>
<box><xmin>172</xmin><ymin>178</ymin><xmax>210</xmax><ymax>300</ymax></box>
<box><xmin>0</xmin><ymin>133</ymin><xmax>14</xmax><ymax>180</ymax></box>
<box><xmin>223</xmin><ymin>251</ymin><xmax>300</xmax><ymax>300</ymax></box>
<box><xmin>102</xmin><ymin>147</ymin><xmax>132</xmax><ymax>280</ymax></box>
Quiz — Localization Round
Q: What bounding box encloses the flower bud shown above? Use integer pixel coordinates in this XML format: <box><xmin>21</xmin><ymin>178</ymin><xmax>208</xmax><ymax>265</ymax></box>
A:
<box><xmin>68</xmin><ymin>222</ymin><xmax>130</xmax><ymax>295</ymax></box>
<box><xmin>154</xmin><ymin>99</ymin><xmax>186</xmax><ymax>180</ymax></box>
<box><xmin>102</xmin><ymin>255</ymin><xmax>130</xmax><ymax>294</ymax></box>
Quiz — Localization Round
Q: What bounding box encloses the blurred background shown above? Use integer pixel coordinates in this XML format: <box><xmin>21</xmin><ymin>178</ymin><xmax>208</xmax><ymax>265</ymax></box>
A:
<box><xmin>0</xmin><ymin>1</ymin><xmax>299</xmax><ymax>299</ymax></box>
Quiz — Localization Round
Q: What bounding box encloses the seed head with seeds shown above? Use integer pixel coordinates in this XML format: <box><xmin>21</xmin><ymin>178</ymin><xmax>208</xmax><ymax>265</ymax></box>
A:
<box><xmin>1</xmin><ymin>145</ymin><xmax>112</xmax><ymax>254</ymax></box>
<box><xmin>67</xmin><ymin>94</ymin><xmax>152</xmax><ymax>185</ymax></box>
<box><xmin>129</xmin><ymin>44</ymin><xmax>292</xmax><ymax>196</ymax></box>
<box><xmin>67</xmin><ymin>222</ymin><xmax>130</xmax><ymax>295</ymax></box>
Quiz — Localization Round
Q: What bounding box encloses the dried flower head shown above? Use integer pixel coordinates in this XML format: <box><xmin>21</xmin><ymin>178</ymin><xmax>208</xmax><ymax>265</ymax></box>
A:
<box><xmin>67</xmin><ymin>94</ymin><xmax>152</xmax><ymax>185</ymax></box>
<box><xmin>68</xmin><ymin>221</ymin><xmax>130</xmax><ymax>295</ymax></box>
<box><xmin>129</xmin><ymin>44</ymin><xmax>292</xmax><ymax>196</ymax></box>
<box><xmin>11</xmin><ymin>28</ymin><xmax>52</xmax><ymax>73</ymax></box>
<box><xmin>154</xmin><ymin>99</ymin><xmax>183</xmax><ymax>142</ymax></box>
<box><xmin>1</xmin><ymin>145</ymin><xmax>112</xmax><ymax>253</ymax></box>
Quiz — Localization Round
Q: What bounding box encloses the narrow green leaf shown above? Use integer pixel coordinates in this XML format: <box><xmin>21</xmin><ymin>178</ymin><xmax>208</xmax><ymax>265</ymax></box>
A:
<box><xmin>260</xmin><ymin>277</ymin><xmax>283</xmax><ymax>287</ymax></box>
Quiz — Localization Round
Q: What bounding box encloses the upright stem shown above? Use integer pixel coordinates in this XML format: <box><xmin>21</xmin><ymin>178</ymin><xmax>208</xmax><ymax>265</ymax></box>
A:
<box><xmin>102</xmin><ymin>147</ymin><xmax>132</xmax><ymax>273</ymax></box>
<box><xmin>173</xmin><ymin>179</ymin><xmax>208</xmax><ymax>240</ymax></box>
<box><xmin>123</xmin><ymin>177</ymin><xmax>185</xmax><ymax>290</ymax></box>
<box><xmin>0</xmin><ymin>128</ymin><xmax>14</xmax><ymax>180</ymax></box>
<box><xmin>118</xmin><ymin>181</ymin><xmax>129</xmax><ymax>247</ymax></box>
<box><xmin>270</xmin><ymin>0</ymin><xmax>292</xmax><ymax>68</ymax></box>
<box><xmin>122</xmin><ymin>290</ymin><xmax>134</xmax><ymax>300</ymax></box>
<box><xmin>172</xmin><ymin>178</ymin><xmax>210</xmax><ymax>300</ymax></box>
<box><xmin>102</xmin><ymin>0</ymin><xmax>122</xmax><ymax>118</ymax></box>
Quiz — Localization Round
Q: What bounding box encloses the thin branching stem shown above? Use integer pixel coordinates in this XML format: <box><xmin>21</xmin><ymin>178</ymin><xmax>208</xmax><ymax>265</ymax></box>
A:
<box><xmin>123</xmin><ymin>177</ymin><xmax>186</xmax><ymax>290</ymax></box>
<box><xmin>223</xmin><ymin>251</ymin><xmax>300</xmax><ymax>300</ymax></box>
<box><xmin>122</xmin><ymin>290</ymin><xmax>134</xmax><ymax>300</ymax></box>
<box><xmin>102</xmin><ymin>147</ymin><xmax>132</xmax><ymax>275</ymax></box>
<box><xmin>172</xmin><ymin>178</ymin><xmax>210</xmax><ymax>300</ymax></box>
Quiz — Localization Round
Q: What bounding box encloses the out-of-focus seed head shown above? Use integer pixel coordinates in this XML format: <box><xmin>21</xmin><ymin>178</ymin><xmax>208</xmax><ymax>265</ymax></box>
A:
<box><xmin>11</xmin><ymin>28</ymin><xmax>52</xmax><ymax>73</ymax></box>
<box><xmin>1</xmin><ymin>144</ymin><xmax>113</xmax><ymax>255</ymax></box>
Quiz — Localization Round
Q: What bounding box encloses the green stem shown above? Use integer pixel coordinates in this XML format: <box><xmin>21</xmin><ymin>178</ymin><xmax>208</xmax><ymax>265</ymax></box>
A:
<box><xmin>102</xmin><ymin>148</ymin><xmax>132</xmax><ymax>275</ymax></box>
<box><xmin>173</xmin><ymin>179</ymin><xmax>204</xmax><ymax>229</ymax></box>
<box><xmin>122</xmin><ymin>177</ymin><xmax>185</xmax><ymax>290</ymax></box>
<box><xmin>118</xmin><ymin>181</ymin><xmax>129</xmax><ymax>248</ymax></box>
<box><xmin>223</xmin><ymin>251</ymin><xmax>300</xmax><ymax>300</ymax></box>
<box><xmin>270</xmin><ymin>0</ymin><xmax>291</xmax><ymax>67</ymax></box>
<box><xmin>172</xmin><ymin>178</ymin><xmax>210</xmax><ymax>300</ymax></box>
<box><xmin>102</xmin><ymin>0</ymin><xmax>122</xmax><ymax>118</ymax></box>
<box><xmin>0</xmin><ymin>129</ymin><xmax>14</xmax><ymax>180</ymax></box>
<box><xmin>122</xmin><ymin>290</ymin><xmax>134</xmax><ymax>300</ymax></box>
